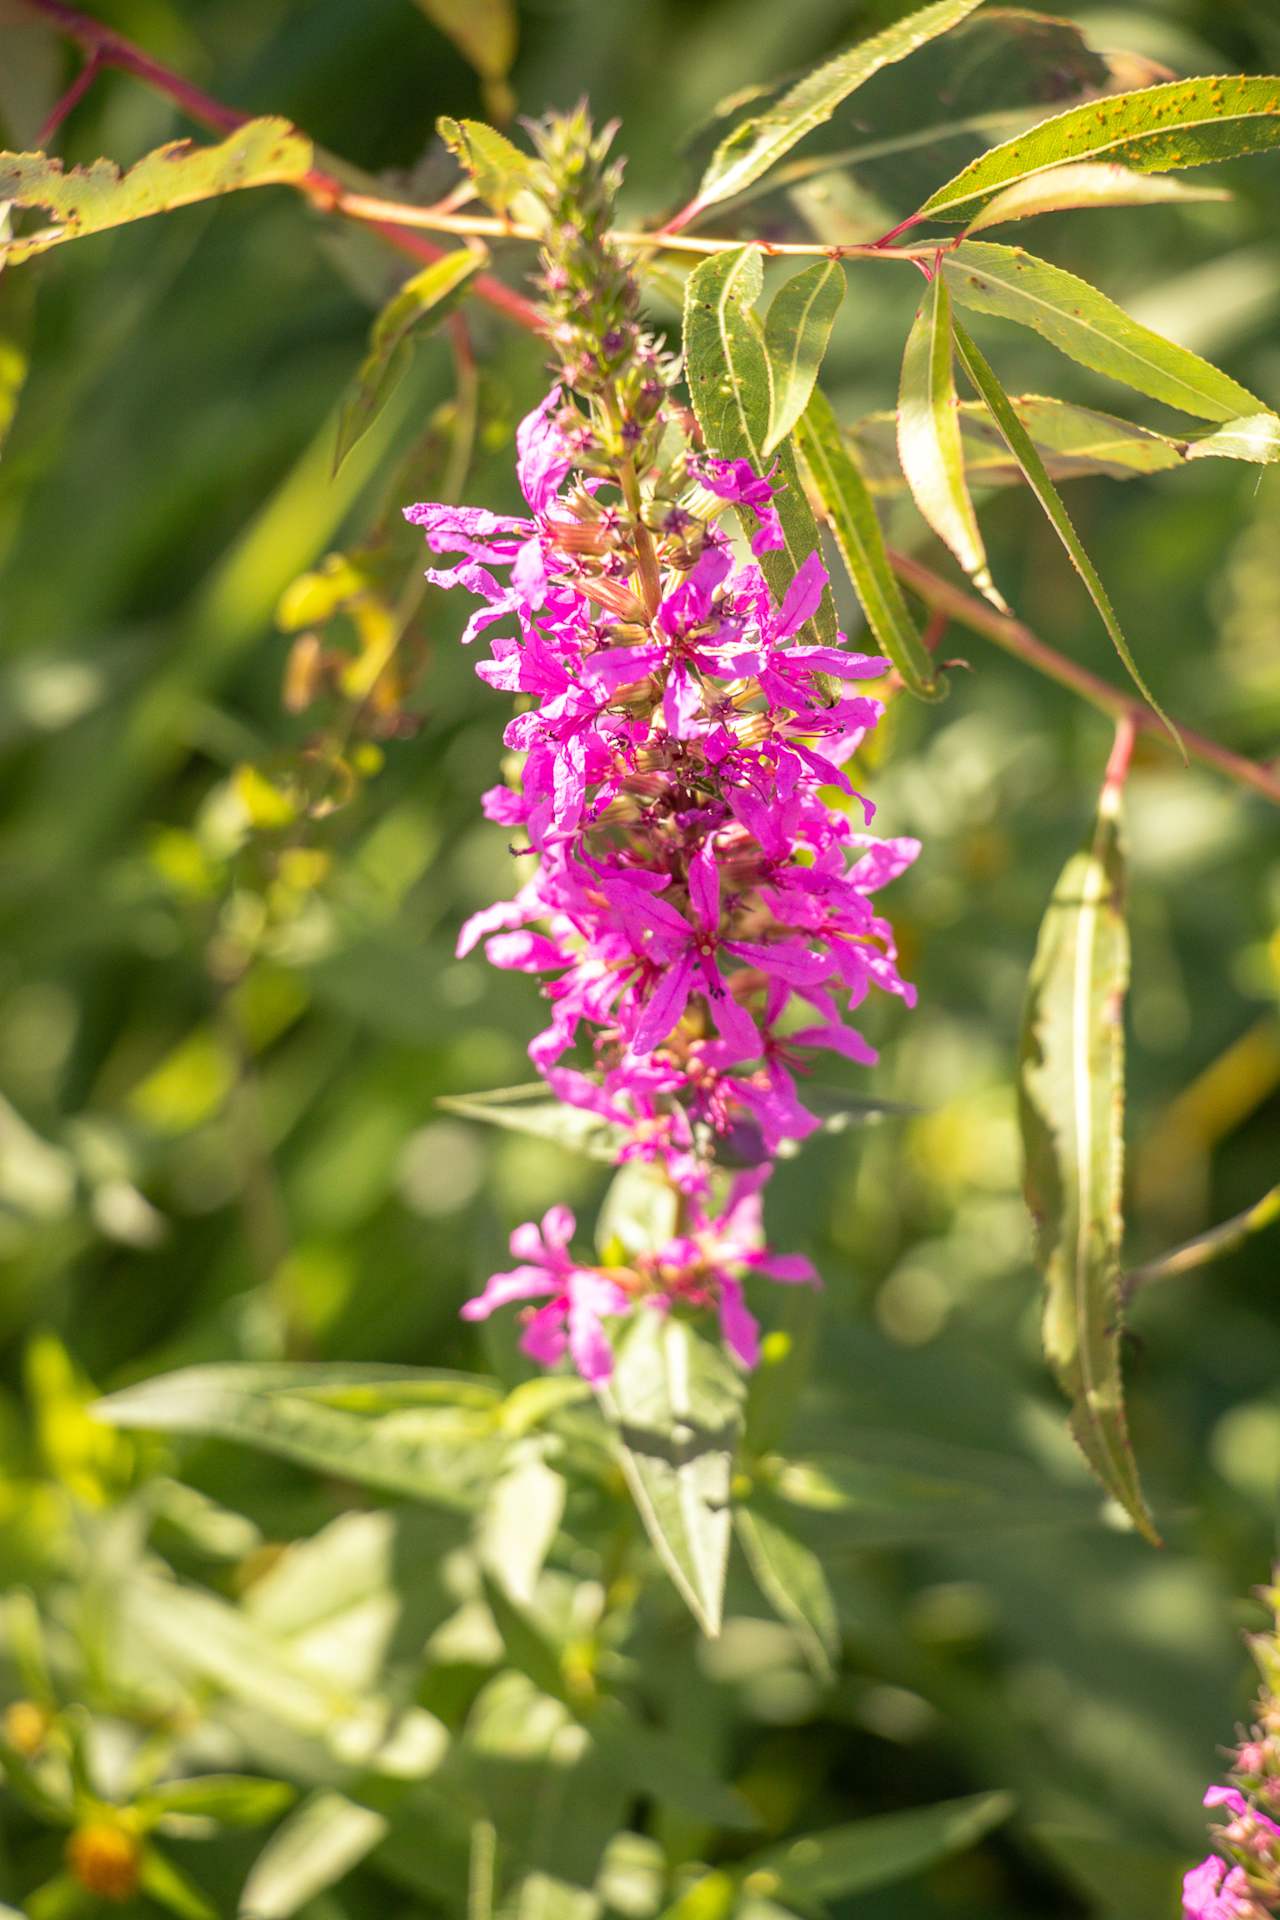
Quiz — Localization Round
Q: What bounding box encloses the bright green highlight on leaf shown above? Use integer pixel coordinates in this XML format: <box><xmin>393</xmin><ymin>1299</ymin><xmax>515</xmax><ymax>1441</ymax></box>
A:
<box><xmin>0</xmin><ymin>119</ymin><xmax>312</xmax><ymax>267</ymax></box>
<box><xmin>942</xmin><ymin>242</ymin><xmax>1270</xmax><ymax>424</ymax></box>
<box><xmin>1019</xmin><ymin>770</ymin><xmax>1158</xmax><ymax>1543</ymax></box>
<box><xmin>898</xmin><ymin>272</ymin><xmax>1004</xmax><ymax>609</ymax></box>
<box><xmin>761</xmin><ymin>258</ymin><xmax>844</xmax><ymax>456</ymax></box>
<box><xmin>964</xmin><ymin>160</ymin><xmax>1230</xmax><ymax>232</ymax></box>
<box><xmin>920</xmin><ymin>72</ymin><xmax>1280</xmax><ymax>222</ymax></box>
<box><xmin>688</xmin><ymin>0</ymin><xmax>984</xmax><ymax>217</ymax></box>
<box><xmin>795</xmin><ymin>387</ymin><xmax>941</xmax><ymax>700</ymax></box>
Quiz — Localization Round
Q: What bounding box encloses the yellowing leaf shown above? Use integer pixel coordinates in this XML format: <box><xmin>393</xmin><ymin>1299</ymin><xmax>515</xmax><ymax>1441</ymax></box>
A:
<box><xmin>1020</xmin><ymin>767</ymin><xmax>1158</xmax><ymax>1542</ymax></box>
<box><xmin>0</xmin><ymin>118</ymin><xmax>312</xmax><ymax>267</ymax></box>
<box><xmin>919</xmin><ymin>73</ymin><xmax>1280</xmax><ymax>223</ymax></box>
<box><xmin>964</xmin><ymin>160</ymin><xmax>1230</xmax><ymax>232</ymax></box>
<box><xmin>414</xmin><ymin>0</ymin><xmax>517</xmax><ymax>122</ymax></box>
<box><xmin>335</xmin><ymin>247</ymin><xmax>484</xmax><ymax>471</ymax></box>
<box><xmin>761</xmin><ymin>257</ymin><xmax>844</xmax><ymax>455</ymax></box>
<box><xmin>897</xmin><ymin>272</ymin><xmax>1003</xmax><ymax>607</ymax></box>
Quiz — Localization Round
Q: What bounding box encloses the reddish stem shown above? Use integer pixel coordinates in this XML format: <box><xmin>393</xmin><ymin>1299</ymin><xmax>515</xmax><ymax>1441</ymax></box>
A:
<box><xmin>34</xmin><ymin>47</ymin><xmax>104</xmax><ymax>149</ymax></box>
<box><xmin>870</xmin><ymin>210</ymin><xmax>925</xmax><ymax>249</ymax></box>
<box><xmin>1104</xmin><ymin>710</ymin><xmax>1138</xmax><ymax>795</ymax></box>
<box><xmin>18</xmin><ymin>0</ymin><xmax>544</xmax><ymax>336</ymax></box>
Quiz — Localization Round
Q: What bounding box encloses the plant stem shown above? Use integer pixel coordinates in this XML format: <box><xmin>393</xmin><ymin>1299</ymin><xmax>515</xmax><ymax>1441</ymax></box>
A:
<box><xmin>18</xmin><ymin>0</ymin><xmax>544</xmax><ymax>336</ymax></box>
<box><xmin>1123</xmin><ymin>1183</ymin><xmax>1280</xmax><ymax>1302</ymax></box>
<box><xmin>892</xmin><ymin>549</ymin><xmax>1280</xmax><ymax>808</ymax></box>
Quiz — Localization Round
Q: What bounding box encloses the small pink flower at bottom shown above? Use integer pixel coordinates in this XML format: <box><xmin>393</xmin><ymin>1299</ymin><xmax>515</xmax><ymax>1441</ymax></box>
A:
<box><xmin>1182</xmin><ymin>1854</ymin><xmax>1266</xmax><ymax>1919</ymax></box>
<box><xmin>461</xmin><ymin>1206</ymin><xmax>630</xmax><ymax>1386</ymax></box>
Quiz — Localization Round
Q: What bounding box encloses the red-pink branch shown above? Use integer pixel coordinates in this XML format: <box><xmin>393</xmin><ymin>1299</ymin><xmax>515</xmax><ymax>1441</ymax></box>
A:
<box><xmin>18</xmin><ymin>0</ymin><xmax>544</xmax><ymax>335</ymax></box>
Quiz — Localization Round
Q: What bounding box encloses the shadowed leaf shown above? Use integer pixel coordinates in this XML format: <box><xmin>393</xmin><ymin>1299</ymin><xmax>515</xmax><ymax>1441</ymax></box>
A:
<box><xmin>761</xmin><ymin>258</ymin><xmax>844</xmax><ymax>455</ymax></box>
<box><xmin>335</xmin><ymin>247</ymin><xmax>484</xmax><ymax>471</ymax></box>
<box><xmin>965</xmin><ymin>160</ymin><xmax>1230</xmax><ymax>232</ymax></box>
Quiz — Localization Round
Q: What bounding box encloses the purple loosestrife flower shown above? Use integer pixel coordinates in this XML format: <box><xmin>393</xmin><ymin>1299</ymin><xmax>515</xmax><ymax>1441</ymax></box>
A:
<box><xmin>408</xmin><ymin>115</ymin><xmax>918</xmax><ymax>1385</ymax></box>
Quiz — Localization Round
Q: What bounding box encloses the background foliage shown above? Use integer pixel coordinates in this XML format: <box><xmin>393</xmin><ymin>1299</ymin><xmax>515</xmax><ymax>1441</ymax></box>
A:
<box><xmin>2</xmin><ymin>2</ymin><xmax>1279</xmax><ymax>1917</ymax></box>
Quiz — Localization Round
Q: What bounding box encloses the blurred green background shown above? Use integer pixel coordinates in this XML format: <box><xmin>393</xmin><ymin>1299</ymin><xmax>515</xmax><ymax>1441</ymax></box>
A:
<box><xmin>2</xmin><ymin>1</ymin><xmax>1280</xmax><ymax>1915</ymax></box>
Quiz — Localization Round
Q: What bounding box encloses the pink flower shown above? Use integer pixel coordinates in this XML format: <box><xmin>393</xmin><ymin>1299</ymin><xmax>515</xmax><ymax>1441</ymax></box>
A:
<box><xmin>461</xmin><ymin>1207</ymin><xmax>630</xmax><ymax>1385</ymax></box>
<box><xmin>1182</xmin><ymin>1855</ymin><xmax>1262</xmax><ymax>1919</ymax></box>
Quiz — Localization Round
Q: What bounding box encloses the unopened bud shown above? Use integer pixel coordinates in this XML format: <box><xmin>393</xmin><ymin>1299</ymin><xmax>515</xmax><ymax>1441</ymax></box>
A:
<box><xmin>67</xmin><ymin>1822</ymin><xmax>141</xmax><ymax>1903</ymax></box>
<box><xmin>3</xmin><ymin>1699</ymin><xmax>50</xmax><ymax>1756</ymax></box>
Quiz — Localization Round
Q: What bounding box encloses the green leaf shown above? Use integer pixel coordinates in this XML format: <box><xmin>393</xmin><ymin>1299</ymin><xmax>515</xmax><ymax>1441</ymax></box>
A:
<box><xmin>437</xmin><ymin>1082</ymin><xmax>627</xmax><ymax>1163</ymax></box>
<box><xmin>735</xmin><ymin>1498</ymin><xmax>840</xmax><ymax>1681</ymax></box>
<box><xmin>95</xmin><ymin>1363</ymin><xmax>506</xmax><ymax>1511</ymax></box>
<box><xmin>238</xmin><ymin>1791</ymin><xmax>388</xmax><ymax>1919</ymax></box>
<box><xmin>595</xmin><ymin>1161</ymin><xmax>680</xmax><ymax>1261</ymax></box>
<box><xmin>919</xmin><ymin>73</ymin><xmax>1280</xmax><ymax>224</ymax></box>
<box><xmin>138</xmin><ymin>1776</ymin><xmax>295</xmax><ymax>1829</ymax></box>
<box><xmin>850</xmin><ymin>394</ymin><xmax>1191</xmax><ymax>490</ymax></box>
<box><xmin>0</xmin><ymin>248</ymin><xmax>33</xmax><ymax>456</ymax></box>
<box><xmin>1185</xmin><ymin>412</ymin><xmax>1280</xmax><ymax>464</ymax></box>
<box><xmin>761</xmin><ymin>259</ymin><xmax>844</xmax><ymax>456</ymax></box>
<box><xmin>795</xmin><ymin>387</ymin><xmax>941</xmax><ymax>699</ymax></box>
<box><xmin>964</xmin><ymin>160</ymin><xmax>1230</xmax><ymax>233</ymax></box>
<box><xmin>598</xmin><ymin>1313</ymin><xmax>745</xmax><ymax>1636</ymax></box>
<box><xmin>0</xmin><ymin>119</ymin><xmax>312</xmax><ymax>267</ymax></box>
<box><xmin>335</xmin><ymin>247</ymin><xmax>483</xmax><ymax>472</ymax></box>
<box><xmin>684</xmin><ymin>245</ymin><xmax>837</xmax><ymax>647</ymax></box>
<box><xmin>437</xmin><ymin>117</ymin><xmax>547</xmax><ymax>227</ymax></box>
<box><xmin>1123</xmin><ymin>1181</ymin><xmax>1280</xmax><ymax>1297</ymax></box>
<box><xmin>951</xmin><ymin>319</ymin><xmax>1180</xmax><ymax>749</ymax></box>
<box><xmin>687</xmin><ymin>0</ymin><xmax>985</xmax><ymax>218</ymax></box>
<box><xmin>898</xmin><ymin>272</ymin><xmax>1004</xmax><ymax>608</ymax></box>
<box><xmin>480</xmin><ymin>1569</ymin><xmax>569</xmax><ymax>1701</ymax></box>
<box><xmin>743</xmin><ymin>1791</ymin><xmax>1014</xmax><ymax>1901</ymax></box>
<box><xmin>1019</xmin><ymin>767</ymin><xmax>1159</xmax><ymax>1543</ymax></box>
<box><xmin>941</xmin><ymin>241</ymin><xmax>1267</xmax><ymax>423</ymax></box>
<box><xmin>138</xmin><ymin>1847</ymin><xmax>216</xmax><ymax>1920</ymax></box>
<box><xmin>414</xmin><ymin>0</ymin><xmax>517</xmax><ymax>121</ymax></box>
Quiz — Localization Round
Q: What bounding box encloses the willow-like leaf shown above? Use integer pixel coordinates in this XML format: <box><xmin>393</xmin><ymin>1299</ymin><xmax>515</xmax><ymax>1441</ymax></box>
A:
<box><xmin>0</xmin><ymin>119</ymin><xmax>312</xmax><ymax>266</ymax></box>
<box><xmin>686</xmin><ymin>0</ymin><xmax>984</xmax><ymax>218</ymax></box>
<box><xmin>597</xmin><ymin>1313</ymin><xmax>744</xmax><ymax>1636</ymax></box>
<box><xmin>952</xmin><ymin>319</ymin><xmax>1180</xmax><ymax>749</ymax></box>
<box><xmin>735</xmin><ymin>1497</ymin><xmax>840</xmax><ymax>1681</ymax></box>
<box><xmin>796</xmin><ymin>387</ymin><xmax>941</xmax><ymax>698</ymax></box>
<box><xmin>920</xmin><ymin>73</ymin><xmax>1280</xmax><ymax>222</ymax></box>
<box><xmin>684</xmin><ymin>245</ymin><xmax>837</xmax><ymax>643</ymax></box>
<box><xmin>414</xmin><ymin>1</ymin><xmax>517</xmax><ymax>121</ymax></box>
<box><xmin>761</xmin><ymin>258</ymin><xmax>844</xmax><ymax>455</ymax></box>
<box><xmin>1019</xmin><ymin>766</ymin><xmax>1158</xmax><ymax>1542</ymax></box>
<box><xmin>897</xmin><ymin>272</ymin><xmax>1003</xmax><ymax>606</ymax></box>
<box><xmin>942</xmin><ymin>242</ymin><xmax>1268</xmax><ymax>423</ymax></box>
<box><xmin>335</xmin><ymin>247</ymin><xmax>483</xmax><ymax>471</ymax></box>
<box><xmin>964</xmin><ymin>160</ymin><xmax>1230</xmax><ymax>232</ymax></box>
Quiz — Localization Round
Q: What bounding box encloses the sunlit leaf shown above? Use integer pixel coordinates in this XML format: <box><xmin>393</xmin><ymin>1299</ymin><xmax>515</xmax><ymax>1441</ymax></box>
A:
<box><xmin>795</xmin><ymin>387</ymin><xmax>941</xmax><ymax>698</ymax></box>
<box><xmin>335</xmin><ymin>246</ymin><xmax>484</xmax><ymax>471</ymax></box>
<box><xmin>684</xmin><ymin>245</ymin><xmax>837</xmax><ymax>646</ymax></box>
<box><xmin>942</xmin><ymin>242</ymin><xmax>1267</xmax><ymax>423</ymax></box>
<box><xmin>139</xmin><ymin>1776</ymin><xmax>295</xmax><ymax>1829</ymax></box>
<box><xmin>414</xmin><ymin>0</ymin><xmax>517</xmax><ymax>121</ymax></box>
<box><xmin>850</xmin><ymin>394</ymin><xmax>1190</xmax><ymax>490</ymax></box>
<box><xmin>598</xmin><ymin>1313</ymin><xmax>744</xmax><ymax>1636</ymax></box>
<box><xmin>437</xmin><ymin>1082</ymin><xmax>628</xmax><ymax>1162</ymax></box>
<box><xmin>742</xmin><ymin>1792</ymin><xmax>1015</xmax><ymax>1900</ymax></box>
<box><xmin>0</xmin><ymin>119</ymin><xmax>312</xmax><ymax>267</ymax></box>
<box><xmin>96</xmin><ymin>1363</ymin><xmax>506</xmax><ymax>1511</ymax></box>
<box><xmin>437</xmin><ymin>116</ymin><xmax>547</xmax><ymax>227</ymax></box>
<box><xmin>595</xmin><ymin>1160</ymin><xmax>681</xmax><ymax>1261</ymax></box>
<box><xmin>964</xmin><ymin>160</ymin><xmax>1230</xmax><ymax>232</ymax></box>
<box><xmin>919</xmin><ymin>73</ymin><xmax>1280</xmax><ymax>223</ymax></box>
<box><xmin>686</xmin><ymin>0</ymin><xmax>984</xmax><ymax>219</ymax></box>
<box><xmin>761</xmin><ymin>259</ymin><xmax>844</xmax><ymax>456</ymax></box>
<box><xmin>138</xmin><ymin>1846</ymin><xmax>215</xmax><ymax>1920</ymax></box>
<box><xmin>735</xmin><ymin>1498</ymin><xmax>840</xmax><ymax>1681</ymax></box>
<box><xmin>897</xmin><ymin>272</ymin><xmax>1003</xmax><ymax>608</ymax></box>
<box><xmin>951</xmin><ymin>319</ymin><xmax>1179</xmax><ymax>747</ymax></box>
<box><xmin>1123</xmin><ymin>1181</ymin><xmax>1280</xmax><ymax>1297</ymax></box>
<box><xmin>1019</xmin><ymin>765</ymin><xmax>1159</xmax><ymax>1542</ymax></box>
<box><xmin>237</xmin><ymin>1791</ymin><xmax>388</xmax><ymax>1919</ymax></box>
<box><xmin>1185</xmin><ymin>412</ymin><xmax>1280</xmax><ymax>464</ymax></box>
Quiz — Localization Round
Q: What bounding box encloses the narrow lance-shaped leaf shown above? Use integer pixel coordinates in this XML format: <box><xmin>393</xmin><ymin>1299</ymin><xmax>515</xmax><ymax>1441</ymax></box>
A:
<box><xmin>735</xmin><ymin>1497</ymin><xmax>840</xmax><ymax>1682</ymax></box>
<box><xmin>951</xmin><ymin>318</ymin><xmax>1181</xmax><ymax>751</ymax></box>
<box><xmin>742</xmin><ymin>1792</ymin><xmax>1015</xmax><ymax>1902</ymax></box>
<box><xmin>964</xmin><ymin>160</ymin><xmax>1230</xmax><ymax>233</ymax></box>
<box><xmin>335</xmin><ymin>246</ymin><xmax>484</xmax><ymax>471</ymax></box>
<box><xmin>761</xmin><ymin>258</ymin><xmax>844</xmax><ymax>456</ymax></box>
<box><xmin>942</xmin><ymin>242</ymin><xmax>1268</xmax><ymax>424</ymax></box>
<box><xmin>1019</xmin><ymin>755</ymin><xmax>1158</xmax><ymax>1542</ymax></box>
<box><xmin>0</xmin><ymin>119</ymin><xmax>312</xmax><ymax>267</ymax></box>
<box><xmin>684</xmin><ymin>246</ymin><xmax>837</xmax><ymax>646</ymax></box>
<box><xmin>795</xmin><ymin>387</ymin><xmax>942</xmax><ymax>699</ymax></box>
<box><xmin>597</xmin><ymin>1312</ymin><xmax>744</xmax><ymax>1637</ymax></box>
<box><xmin>687</xmin><ymin>0</ymin><xmax>985</xmax><ymax>218</ymax></box>
<box><xmin>897</xmin><ymin>271</ymin><xmax>1004</xmax><ymax>608</ymax></box>
<box><xmin>918</xmin><ymin>73</ymin><xmax>1280</xmax><ymax>224</ymax></box>
<box><xmin>237</xmin><ymin>1791</ymin><xmax>388</xmax><ymax>1920</ymax></box>
<box><xmin>1123</xmin><ymin>1181</ymin><xmax>1280</xmax><ymax>1299</ymax></box>
<box><xmin>414</xmin><ymin>1</ymin><xmax>517</xmax><ymax>122</ymax></box>
<box><xmin>437</xmin><ymin>116</ymin><xmax>548</xmax><ymax>227</ymax></box>
<box><xmin>437</xmin><ymin>1082</ymin><xmax>627</xmax><ymax>1163</ymax></box>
